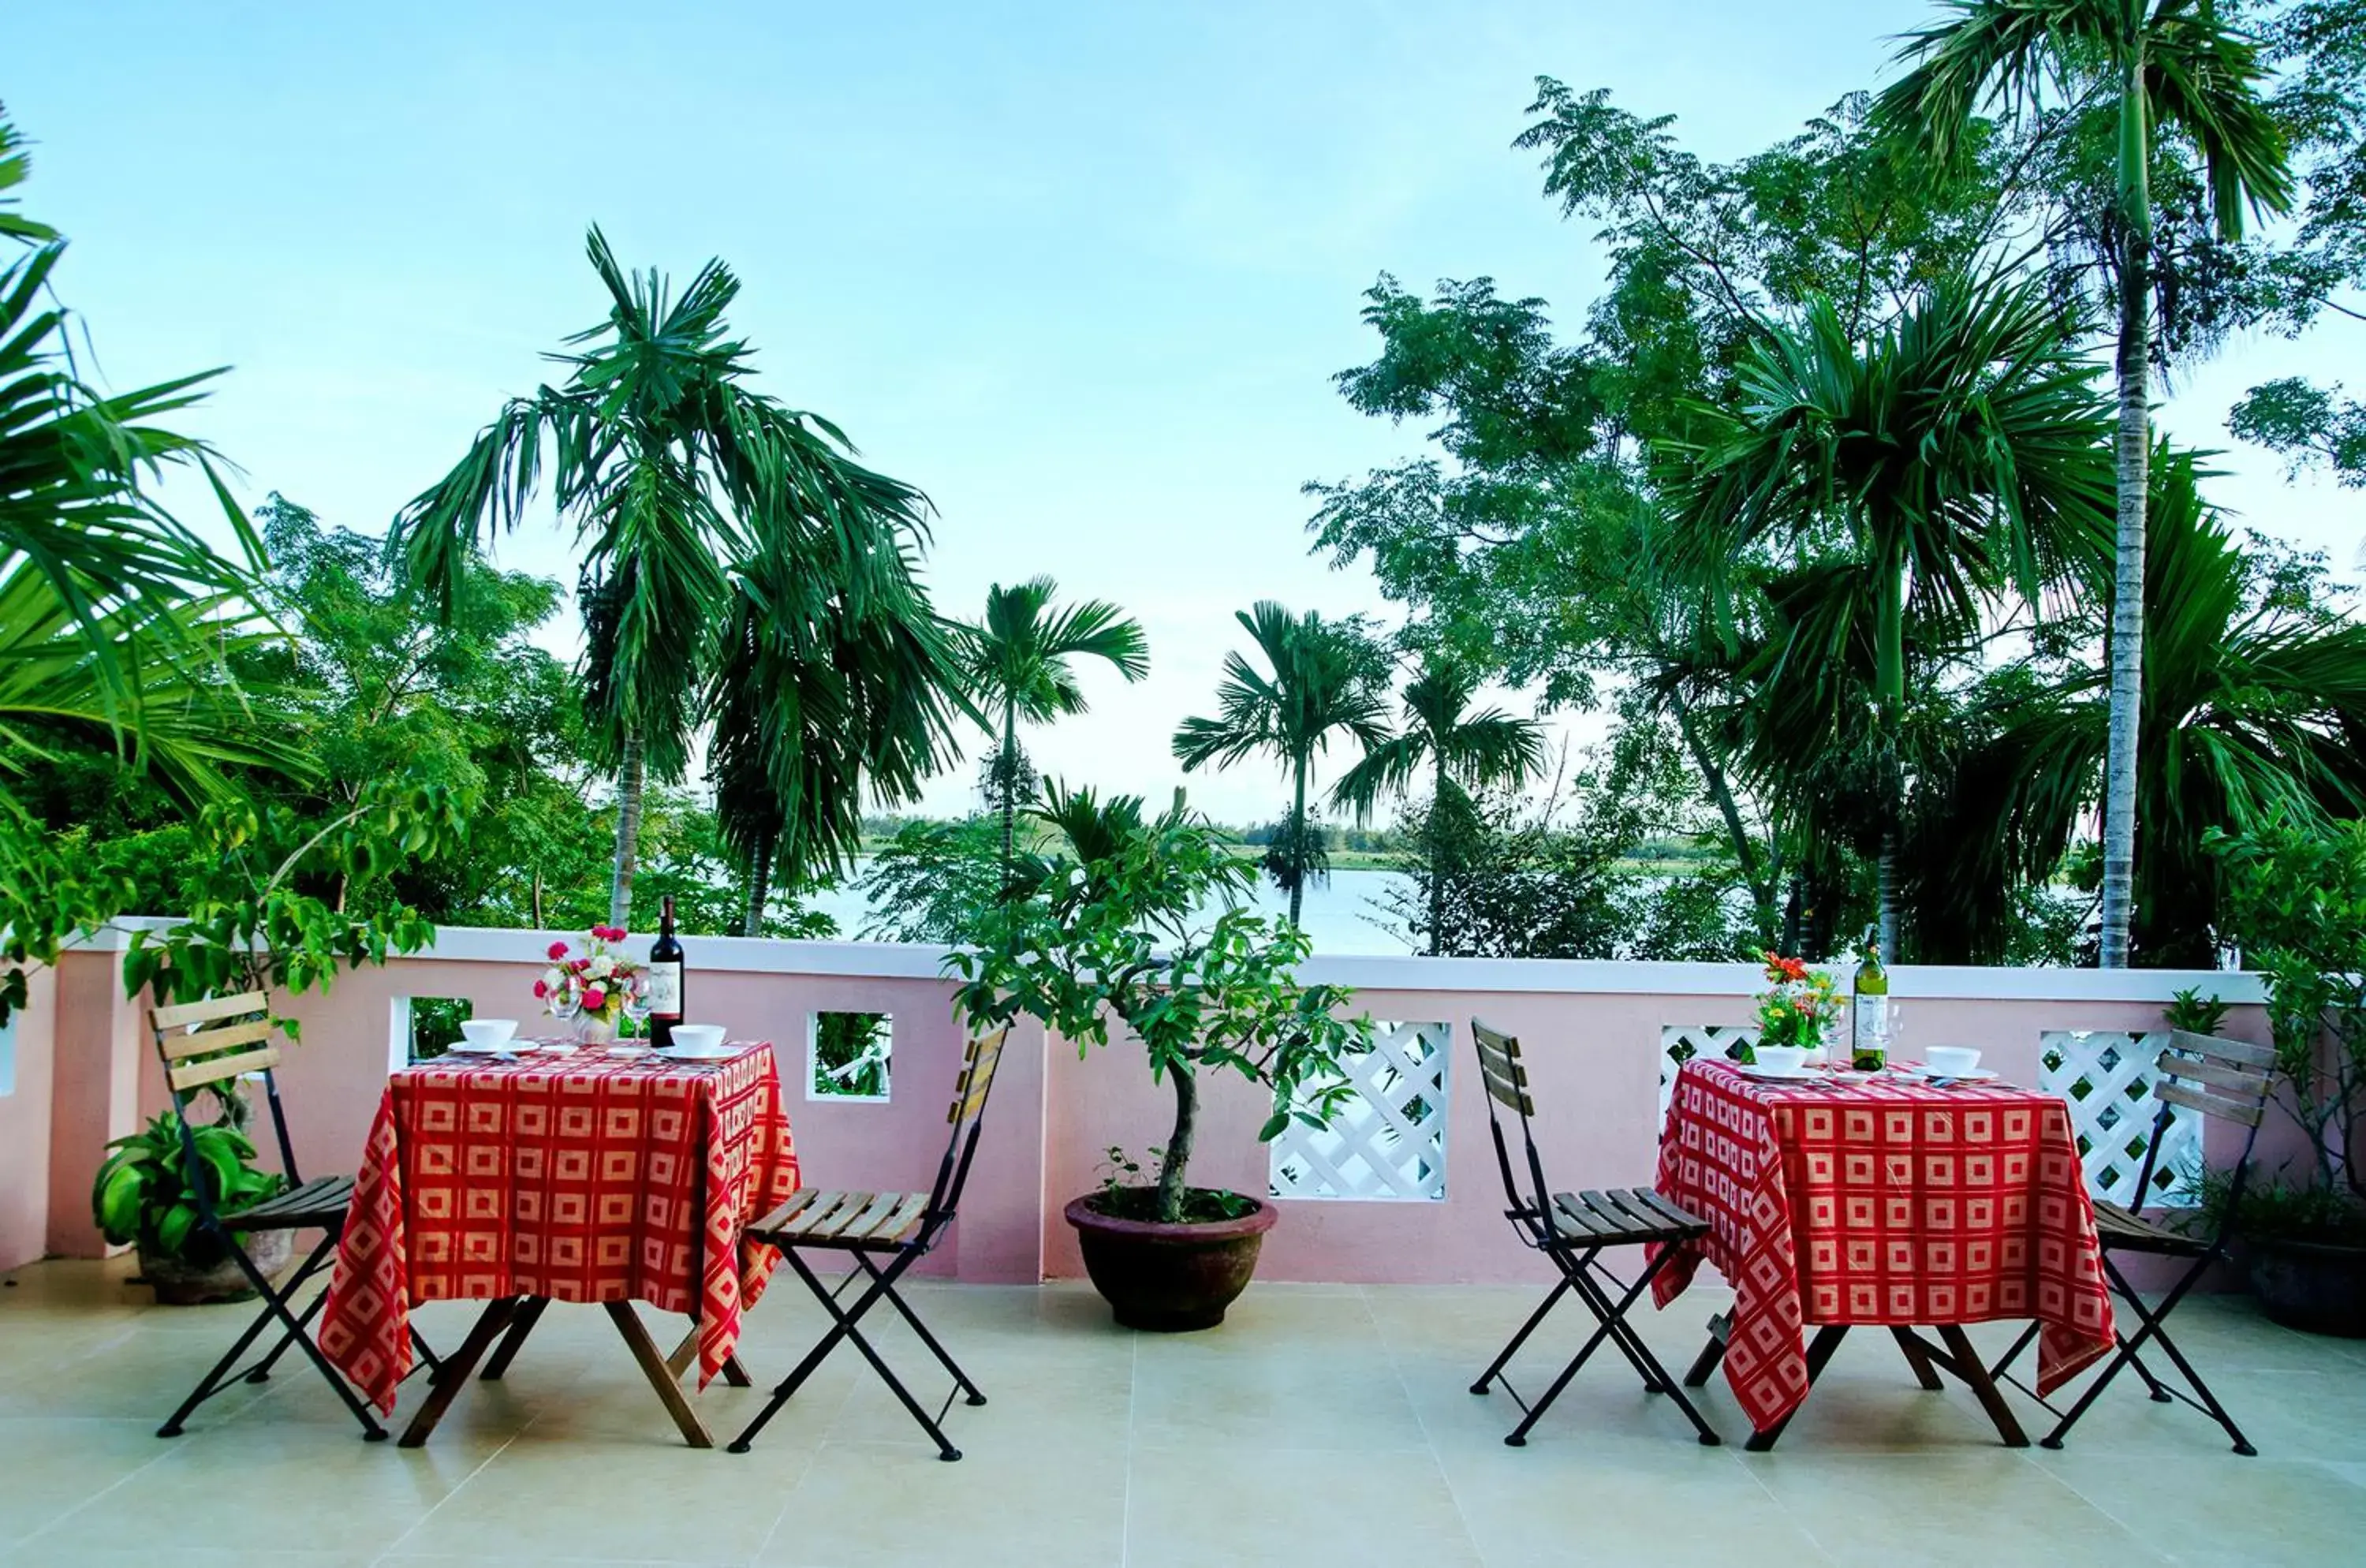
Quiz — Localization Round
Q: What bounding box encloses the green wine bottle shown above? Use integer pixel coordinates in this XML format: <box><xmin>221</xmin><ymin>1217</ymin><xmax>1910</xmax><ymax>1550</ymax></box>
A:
<box><xmin>1851</xmin><ymin>927</ymin><xmax>1890</xmax><ymax>1072</ymax></box>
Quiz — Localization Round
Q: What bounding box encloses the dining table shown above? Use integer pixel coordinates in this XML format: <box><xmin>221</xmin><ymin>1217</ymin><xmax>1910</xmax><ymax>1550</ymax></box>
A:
<box><xmin>317</xmin><ymin>1037</ymin><xmax>800</xmax><ymax>1447</ymax></box>
<box><xmin>1652</xmin><ymin>1055</ymin><xmax>2116</xmax><ymax>1450</ymax></box>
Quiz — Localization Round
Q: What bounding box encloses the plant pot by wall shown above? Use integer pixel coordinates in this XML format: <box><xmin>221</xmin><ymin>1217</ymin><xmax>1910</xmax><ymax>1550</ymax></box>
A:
<box><xmin>2246</xmin><ymin>1237</ymin><xmax>2366</xmax><ymax>1338</ymax></box>
<box><xmin>138</xmin><ymin>1229</ymin><xmax>293</xmax><ymax>1306</ymax></box>
<box><xmin>1064</xmin><ymin>1192</ymin><xmax>1278</xmax><ymax>1331</ymax></box>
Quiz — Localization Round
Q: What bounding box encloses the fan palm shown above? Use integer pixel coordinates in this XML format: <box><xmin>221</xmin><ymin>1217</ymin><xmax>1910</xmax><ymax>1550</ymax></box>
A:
<box><xmin>1334</xmin><ymin>658</ymin><xmax>1547</xmax><ymax>954</ymax></box>
<box><xmin>707</xmin><ymin>536</ymin><xmax>967</xmax><ymax>935</ymax></box>
<box><xmin>957</xmin><ymin>578</ymin><xmax>1149</xmax><ymax>876</ymax></box>
<box><xmin>1670</xmin><ymin>270</ymin><xmax>2116</xmax><ymax>951</ymax></box>
<box><xmin>1875</xmin><ymin>0</ymin><xmax>2296</xmax><ymax>965</ymax></box>
<box><xmin>1905</xmin><ymin>447</ymin><xmax>2366</xmax><ymax>963</ymax></box>
<box><xmin>1173</xmin><ymin>603</ymin><xmax>1393</xmax><ymax>926</ymax></box>
<box><xmin>393</xmin><ymin>226</ymin><xmax>957</xmax><ymax>924</ymax></box>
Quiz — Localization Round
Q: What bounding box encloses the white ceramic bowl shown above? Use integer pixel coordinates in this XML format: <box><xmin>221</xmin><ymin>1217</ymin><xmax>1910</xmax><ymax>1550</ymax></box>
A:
<box><xmin>667</xmin><ymin>1024</ymin><xmax>728</xmax><ymax>1054</ymax></box>
<box><xmin>1755</xmin><ymin>1044</ymin><xmax>1809</xmax><ymax>1074</ymax></box>
<box><xmin>458</xmin><ymin>1018</ymin><xmax>518</xmax><ymax>1047</ymax></box>
<box><xmin>1924</xmin><ymin>1045</ymin><xmax>1982</xmax><ymax>1076</ymax></box>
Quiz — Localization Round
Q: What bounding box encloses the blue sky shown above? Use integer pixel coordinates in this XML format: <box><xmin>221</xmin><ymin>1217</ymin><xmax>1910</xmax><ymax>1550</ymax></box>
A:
<box><xmin>13</xmin><ymin>1</ymin><xmax>2358</xmax><ymax>821</ymax></box>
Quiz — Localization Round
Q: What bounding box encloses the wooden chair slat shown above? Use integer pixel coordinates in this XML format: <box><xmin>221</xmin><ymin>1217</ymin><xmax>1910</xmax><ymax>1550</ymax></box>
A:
<box><xmin>865</xmin><ymin>1192</ymin><xmax>931</xmax><ymax>1242</ymax></box>
<box><xmin>160</xmin><ymin>1017</ymin><xmax>280</xmax><ymax>1061</ymax></box>
<box><xmin>946</xmin><ymin>1028</ymin><xmax>1009</xmax><ymax>1125</ymax></box>
<box><xmin>749</xmin><ymin>1189</ymin><xmax>820</xmax><ymax>1236</ymax></box>
<box><xmin>801</xmin><ymin>1192</ymin><xmax>876</xmax><ymax>1240</ymax></box>
<box><xmin>1602</xmin><ymin>1188</ymin><xmax>1685</xmax><ymax>1237</ymax></box>
<box><xmin>838</xmin><ymin>1192</ymin><xmax>908</xmax><ymax>1241</ymax></box>
<box><xmin>1626</xmin><ymin>1187</ymin><xmax>1705</xmax><ymax>1234</ymax></box>
<box><xmin>1576</xmin><ymin>1189</ymin><xmax>1652</xmax><ymax>1235</ymax></box>
<box><xmin>151</xmin><ymin>991</ymin><xmax>269</xmax><ymax>1031</ymax></box>
<box><xmin>168</xmin><ymin>1044</ymin><xmax>281</xmax><ymax>1092</ymax></box>
<box><xmin>1550</xmin><ymin>1194</ymin><xmax>1607</xmax><ymax>1238</ymax></box>
<box><xmin>2170</xmin><ymin>1029</ymin><xmax>2275</xmax><ymax>1069</ymax></box>
<box><xmin>768</xmin><ymin>1190</ymin><xmax>848</xmax><ymax>1238</ymax></box>
<box><xmin>1478</xmin><ymin>1062</ymin><xmax>1532</xmax><ymax>1114</ymax></box>
<box><xmin>2152</xmin><ymin>1080</ymin><xmax>2265</xmax><ymax>1128</ymax></box>
<box><xmin>2157</xmin><ymin>1051</ymin><xmax>2271</xmax><ymax>1099</ymax></box>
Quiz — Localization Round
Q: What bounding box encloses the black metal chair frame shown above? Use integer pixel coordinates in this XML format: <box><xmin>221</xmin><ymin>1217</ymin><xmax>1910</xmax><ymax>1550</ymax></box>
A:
<box><xmin>729</xmin><ymin>1026</ymin><xmax>1010</xmax><ymax>1462</ymax></box>
<box><xmin>1467</xmin><ymin>1019</ymin><xmax>1722</xmax><ymax>1447</ymax></box>
<box><xmin>148</xmin><ymin>991</ymin><xmax>440</xmax><ymax>1442</ymax></box>
<box><xmin>1991</xmin><ymin>1028</ymin><xmax>2272</xmax><ymax>1454</ymax></box>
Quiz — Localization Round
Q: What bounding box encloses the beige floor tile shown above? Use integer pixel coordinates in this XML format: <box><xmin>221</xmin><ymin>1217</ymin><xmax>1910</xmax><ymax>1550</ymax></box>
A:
<box><xmin>0</xmin><ymin>1418</ymin><xmax>177</xmax><ymax>1547</ymax></box>
<box><xmin>392</xmin><ymin>1433</ymin><xmax>800</xmax><ymax>1562</ymax></box>
<box><xmin>756</xmin><ymin>1436</ymin><xmax>1125</xmax><ymax>1567</ymax></box>
<box><xmin>3</xmin><ymin>1550</ymin><xmax>377</xmax><ymax>1567</ymax></box>
<box><xmin>1439</xmin><ymin>1438</ymin><xmax>1827</xmax><ymax>1566</ymax></box>
<box><xmin>1745</xmin><ymin>1450</ymin><xmax>2165</xmax><ymax>1566</ymax></box>
<box><xmin>18</xmin><ymin>1417</ymin><xmax>502</xmax><ymax>1559</ymax></box>
<box><xmin>2038</xmin><ymin>1453</ymin><xmax>2366</xmax><ymax>1568</ymax></box>
<box><xmin>1126</xmin><ymin>1444</ymin><xmax>1480</xmax><ymax>1568</ymax></box>
<box><xmin>1130</xmin><ymin>1338</ymin><xmax>1426</xmax><ymax>1452</ymax></box>
<box><xmin>0</xmin><ymin>1323</ymin><xmax>274</xmax><ymax>1426</ymax></box>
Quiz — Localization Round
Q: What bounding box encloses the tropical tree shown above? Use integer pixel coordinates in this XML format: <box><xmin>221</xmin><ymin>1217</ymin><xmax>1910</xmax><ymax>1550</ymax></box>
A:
<box><xmin>706</xmin><ymin>535</ymin><xmax>967</xmax><ymax>936</ymax></box>
<box><xmin>956</xmin><ymin>577</ymin><xmax>1148</xmax><ymax>876</ymax></box>
<box><xmin>392</xmin><ymin>227</ymin><xmax>962</xmax><ymax>924</ymax></box>
<box><xmin>1906</xmin><ymin>447</ymin><xmax>2366</xmax><ymax>964</ymax></box>
<box><xmin>1875</xmin><ymin>0</ymin><xmax>2297</xmax><ymax>965</ymax></box>
<box><xmin>1333</xmin><ymin>657</ymin><xmax>1547</xmax><ymax>952</ymax></box>
<box><xmin>1670</xmin><ymin>271</ymin><xmax>2116</xmax><ymax>952</ymax></box>
<box><xmin>1172</xmin><ymin>603</ymin><xmax>1392</xmax><ymax>926</ymax></box>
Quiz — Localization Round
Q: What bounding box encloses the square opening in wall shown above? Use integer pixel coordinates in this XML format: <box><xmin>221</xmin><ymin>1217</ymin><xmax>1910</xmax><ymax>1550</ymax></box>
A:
<box><xmin>405</xmin><ymin>997</ymin><xmax>474</xmax><ymax>1062</ymax></box>
<box><xmin>811</xmin><ymin>1011</ymin><xmax>891</xmax><ymax>1101</ymax></box>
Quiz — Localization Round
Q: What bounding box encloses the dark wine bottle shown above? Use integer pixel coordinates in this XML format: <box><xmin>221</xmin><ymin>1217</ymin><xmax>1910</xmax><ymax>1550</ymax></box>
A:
<box><xmin>647</xmin><ymin>894</ymin><xmax>685</xmax><ymax>1050</ymax></box>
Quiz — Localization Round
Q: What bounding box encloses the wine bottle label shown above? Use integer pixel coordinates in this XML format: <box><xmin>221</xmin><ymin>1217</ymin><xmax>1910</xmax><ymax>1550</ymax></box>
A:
<box><xmin>647</xmin><ymin>962</ymin><xmax>683</xmax><ymax>1016</ymax></box>
<box><xmin>1853</xmin><ymin>995</ymin><xmax>1890</xmax><ymax>1052</ymax></box>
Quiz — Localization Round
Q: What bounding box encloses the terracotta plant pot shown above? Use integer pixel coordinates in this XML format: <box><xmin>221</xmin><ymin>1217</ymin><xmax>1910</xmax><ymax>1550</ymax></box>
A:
<box><xmin>1064</xmin><ymin>1190</ymin><xmax>1278</xmax><ymax>1331</ymax></box>
<box><xmin>138</xmin><ymin>1228</ymin><xmax>294</xmax><ymax>1306</ymax></box>
<box><xmin>2247</xmin><ymin>1236</ymin><xmax>2366</xmax><ymax>1338</ymax></box>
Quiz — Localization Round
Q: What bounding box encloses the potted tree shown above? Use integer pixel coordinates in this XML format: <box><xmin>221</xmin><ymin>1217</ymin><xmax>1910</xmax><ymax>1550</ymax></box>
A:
<box><xmin>948</xmin><ymin>784</ymin><xmax>1371</xmax><ymax>1330</ymax></box>
<box><xmin>2208</xmin><ymin>821</ymin><xmax>2366</xmax><ymax>1336</ymax></box>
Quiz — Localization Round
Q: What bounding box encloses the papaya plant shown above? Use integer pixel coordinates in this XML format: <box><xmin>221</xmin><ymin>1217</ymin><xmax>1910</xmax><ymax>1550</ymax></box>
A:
<box><xmin>91</xmin><ymin>1111</ymin><xmax>284</xmax><ymax>1266</ymax></box>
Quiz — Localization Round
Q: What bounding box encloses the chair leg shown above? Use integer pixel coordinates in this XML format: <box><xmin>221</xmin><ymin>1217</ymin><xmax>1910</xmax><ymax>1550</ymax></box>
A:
<box><xmin>1580</xmin><ymin>1257</ymin><xmax>1675</xmax><ymax>1394</ymax></box>
<box><xmin>1987</xmin><ymin>1320</ymin><xmax>2042</xmax><ymax>1384</ymax></box>
<box><xmin>1469</xmin><ymin>1275</ymin><xmax>1573</xmax><ymax>1395</ymax></box>
<box><xmin>731</xmin><ymin>1247</ymin><xmax>965</xmax><ymax>1461</ymax></box>
<box><xmin>2043</xmin><ymin>1253</ymin><xmax>2253</xmax><ymax>1455</ymax></box>
<box><xmin>1506</xmin><ymin>1250</ymin><xmax>1721</xmax><ymax>1448</ymax></box>
<box><xmin>162</xmin><ymin>1231</ymin><xmax>386</xmax><ymax>1442</ymax></box>
<box><xmin>853</xmin><ymin>1252</ymin><xmax>985</xmax><ymax>1406</ymax></box>
<box><xmin>240</xmin><ymin>1236</ymin><xmax>340</xmax><ymax>1383</ymax></box>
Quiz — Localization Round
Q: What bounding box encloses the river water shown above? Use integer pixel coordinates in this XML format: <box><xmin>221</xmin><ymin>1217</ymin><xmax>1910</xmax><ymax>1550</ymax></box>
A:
<box><xmin>804</xmin><ymin>866</ymin><xmax>1420</xmax><ymax>955</ymax></box>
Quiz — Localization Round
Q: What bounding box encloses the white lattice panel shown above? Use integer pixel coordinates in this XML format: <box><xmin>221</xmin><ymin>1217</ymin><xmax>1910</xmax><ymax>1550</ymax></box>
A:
<box><xmin>1271</xmin><ymin>1021</ymin><xmax>1450</xmax><ymax>1202</ymax></box>
<box><xmin>1660</xmin><ymin>1025</ymin><xmax>1756</xmax><ymax>1116</ymax></box>
<box><xmin>2041</xmin><ymin>1030</ymin><xmax>2200</xmax><ymax>1208</ymax></box>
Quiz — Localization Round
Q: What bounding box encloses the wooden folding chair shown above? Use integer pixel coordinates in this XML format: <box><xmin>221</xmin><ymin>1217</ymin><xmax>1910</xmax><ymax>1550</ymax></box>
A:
<box><xmin>1466</xmin><ymin>1019</ymin><xmax>1722</xmax><ymax>1447</ymax></box>
<box><xmin>147</xmin><ymin>990</ymin><xmax>440</xmax><ymax>1441</ymax></box>
<box><xmin>1991</xmin><ymin>1029</ymin><xmax>2273</xmax><ymax>1454</ymax></box>
<box><xmin>729</xmin><ymin>1026</ymin><xmax>1010</xmax><ymax>1462</ymax></box>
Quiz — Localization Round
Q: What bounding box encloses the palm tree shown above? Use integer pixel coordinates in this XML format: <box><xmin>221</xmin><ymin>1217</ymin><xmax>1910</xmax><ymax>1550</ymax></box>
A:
<box><xmin>1670</xmin><ymin>271</ymin><xmax>2115</xmax><ymax>954</ymax></box>
<box><xmin>393</xmin><ymin>227</ymin><xmax>957</xmax><ymax>925</ymax></box>
<box><xmin>707</xmin><ymin>536</ymin><xmax>968</xmax><ymax>936</ymax></box>
<box><xmin>1173</xmin><ymin>603</ymin><xmax>1392</xmax><ymax>926</ymax></box>
<box><xmin>1333</xmin><ymin>657</ymin><xmax>1547</xmax><ymax>954</ymax></box>
<box><xmin>957</xmin><ymin>578</ymin><xmax>1149</xmax><ymax>877</ymax></box>
<box><xmin>1904</xmin><ymin>446</ymin><xmax>2366</xmax><ymax>964</ymax></box>
<box><xmin>1874</xmin><ymin>1</ymin><xmax>2295</xmax><ymax>965</ymax></box>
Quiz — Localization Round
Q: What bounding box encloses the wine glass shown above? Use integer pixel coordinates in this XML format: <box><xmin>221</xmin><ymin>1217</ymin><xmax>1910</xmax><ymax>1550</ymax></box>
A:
<box><xmin>621</xmin><ymin>973</ymin><xmax>654</xmax><ymax>1042</ymax></box>
<box><xmin>547</xmin><ymin>977</ymin><xmax>581</xmax><ymax>1046</ymax></box>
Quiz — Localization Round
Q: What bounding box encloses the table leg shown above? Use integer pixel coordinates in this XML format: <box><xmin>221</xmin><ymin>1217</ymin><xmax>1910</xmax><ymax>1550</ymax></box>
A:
<box><xmin>398</xmin><ymin>1297</ymin><xmax>521</xmax><ymax>1448</ymax></box>
<box><xmin>1933</xmin><ymin>1324</ymin><xmax>2030</xmax><ymax>1447</ymax></box>
<box><xmin>606</xmin><ymin>1301</ymin><xmax>714</xmax><ymax>1449</ymax></box>
<box><xmin>480</xmin><ymin>1297</ymin><xmax>549</xmax><ymax>1381</ymax></box>
<box><xmin>1745</xmin><ymin>1325</ymin><xmax>1849</xmax><ymax>1452</ymax></box>
<box><xmin>1683</xmin><ymin>1311</ymin><xmax>1733</xmax><ymax>1390</ymax></box>
<box><xmin>663</xmin><ymin>1322</ymin><xmax>753</xmax><ymax>1388</ymax></box>
<box><xmin>1890</xmin><ymin>1325</ymin><xmax>1944</xmax><ymax>1391</ymax></box>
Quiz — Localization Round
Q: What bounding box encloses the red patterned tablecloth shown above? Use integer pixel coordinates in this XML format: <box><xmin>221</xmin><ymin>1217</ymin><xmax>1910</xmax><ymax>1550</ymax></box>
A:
<box><xmin>319</xmin><ymin>1042</ymin><xmax>799</xmax><ymax>1415</ymax></box>
<box><xmin>1652</xmin><ymin>1058</ymin><xmax>2114</xmax><ymax>1433</ymax></box>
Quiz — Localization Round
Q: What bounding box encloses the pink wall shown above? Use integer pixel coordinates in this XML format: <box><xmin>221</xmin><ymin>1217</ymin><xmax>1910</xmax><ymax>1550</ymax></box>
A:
<box><xmin>27</xmin><ymin>929</ymin><xmax>2271</xmax><ymax>1290</ymax></box>
<box><xmin>0</xmin><ymin>965</ymin><xmax>58</xmax><ymax>1271</ymax></box>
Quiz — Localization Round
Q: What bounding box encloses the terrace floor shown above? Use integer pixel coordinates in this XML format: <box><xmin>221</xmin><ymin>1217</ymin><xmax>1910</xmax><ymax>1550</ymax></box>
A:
<box><xmin>2</xmin><ymin>1256</ymin><xmax>2362</xmax><ymax>1567</ymax></box>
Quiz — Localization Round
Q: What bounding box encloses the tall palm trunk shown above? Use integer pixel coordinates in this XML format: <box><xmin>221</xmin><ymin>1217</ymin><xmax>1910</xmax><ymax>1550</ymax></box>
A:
<box><xmin>1427</xmin><ymin>750</ymin><xmax>1448</xmax><ymax>956</ymax></box>
<box><xmin>1669</xmin><ymin>690</ymin><xmax>1778</xmax><ymax>946</ymax></box>
<box><xmin>610</xmin><ymin>733</ymin><xmax>644</xmax><ymax>928</ymax></box>
<box><xmin>1878</xmin><ymin>829</ymin><xmax>1899</xmax><ymax>961</ymax></box>
<box><xmin>998</xmin><ymin>700</ymin><xmax>1018</xmax><ymax>882</ymax></box>
<box><xmin>1287</xmin><ymin>754</ymin><xmax>1309</xmax><ymax>928</ymax></box>
<box><xmin>741</xmin><ymin>830</ymin><xmax>773</xmax><ymax>938</ymax></box>
<box><xmin>2099</xmin><ymin>77</ymin><xmax>2152</xmax><ymax>972</ymax></box>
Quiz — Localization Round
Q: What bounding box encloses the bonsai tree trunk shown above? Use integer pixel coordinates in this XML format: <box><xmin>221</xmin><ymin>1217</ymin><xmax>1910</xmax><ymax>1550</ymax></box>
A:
<box><xmin>1155</xmin><ymin>1066</ymin><xmax>1199</xmax><ymax>1224</ymax></box>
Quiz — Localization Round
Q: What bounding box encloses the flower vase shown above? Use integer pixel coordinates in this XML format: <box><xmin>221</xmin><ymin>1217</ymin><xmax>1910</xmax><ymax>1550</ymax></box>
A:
<box><xmin>574</xmin><ymin>1013</ymin><xmax>618</xmax><ymax>1047</ymax></box>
